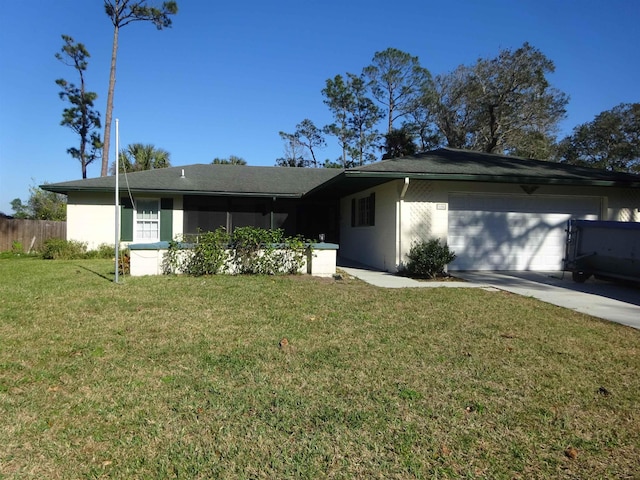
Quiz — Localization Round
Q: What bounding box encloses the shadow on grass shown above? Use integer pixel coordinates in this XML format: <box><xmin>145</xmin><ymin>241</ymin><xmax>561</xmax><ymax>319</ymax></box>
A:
<box><xmin>75</xmin><ymin>264</ymin><xmax>115</xmax><ymax>282</ymax></box>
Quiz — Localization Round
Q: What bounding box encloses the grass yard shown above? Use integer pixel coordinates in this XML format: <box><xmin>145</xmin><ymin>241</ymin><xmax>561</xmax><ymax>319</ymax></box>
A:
<box><xmin>0</xmin><ymin>258</ymin><xmax>638</xmax><ymax>479</ymax></box>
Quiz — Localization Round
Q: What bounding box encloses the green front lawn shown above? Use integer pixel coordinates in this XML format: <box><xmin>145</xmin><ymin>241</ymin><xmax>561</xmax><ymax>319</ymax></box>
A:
<box><xmin>0</xmin><ymin>259</ymin><xmax>638</xmax><ymax>478</ymax></box>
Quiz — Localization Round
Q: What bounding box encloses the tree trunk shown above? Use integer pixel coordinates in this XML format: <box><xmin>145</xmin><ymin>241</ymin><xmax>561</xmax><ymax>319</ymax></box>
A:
<box><xmin>102</xmin><ymin>24</ymin><xmax>119</xmax><ymax>176</ymax></box>
<box><xmin>486</xmin><ymin>105</ymin><xmax>499</xmax><ymax>153</ymax></box>
<box><xmin>79</xmin><ymin>59</ymin><xmax>88</xmax><ymax>179</ymax></box>
<box><xmin>81</xmin><ymin>134</ymin><xmax>87</xmax><ymax>179</ymax></box>
<box><xmin>387</xmin><ymin>89</ymin><xmax>395</xmax><ymax>134</ymax></box>
<box><xmin>341</xmin><ymin>119</ymin><xmax>348</xmax><ymax>167</ymax></box>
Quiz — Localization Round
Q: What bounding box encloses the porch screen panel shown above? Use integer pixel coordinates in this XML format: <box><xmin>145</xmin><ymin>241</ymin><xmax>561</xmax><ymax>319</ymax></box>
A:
<box><xmin>183</xmin><ymin>196</ymin><xmax>228</xmax><ymax>235</ymax></box>
<box><xmin>272</xmin><ymin>199</ymin><xmax>297</xmax><ymax>235</ymax></box>
<box><xmin>229</xmin><ymin>198</ymin><xmax>269</xmax><ymax>230</ymax></box>
<box><xmin>272</xmin><ymin>212</ymin><xmax>291</xmax><ymax>232</ymax></box>
<box><xmin>183</xmin><ymin>196</ymin><xmax>298</xmax><ymax>234</ymax></box>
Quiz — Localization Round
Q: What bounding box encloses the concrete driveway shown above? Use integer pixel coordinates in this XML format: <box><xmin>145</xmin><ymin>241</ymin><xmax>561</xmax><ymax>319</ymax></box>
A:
<box><xmin>338</xmin><ymin>262</ymin><xmax>640</xmax><ymax>329</ymax></box>
<box><xmin>454</xmin><ymin>271</ymin><xmax>640</xmax><ymax>329</ymax></box>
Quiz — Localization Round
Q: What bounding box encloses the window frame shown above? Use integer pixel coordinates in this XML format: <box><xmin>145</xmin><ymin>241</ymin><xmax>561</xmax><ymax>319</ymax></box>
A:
<box><xmin>351</xmin><ymin>192</ymin><xmax>375</xmax><ymax>227</ymax></box>
<box><xmin>134</xmin><ymin>198</ymin><xmax>161</xmax><ymax>242</ymax></box>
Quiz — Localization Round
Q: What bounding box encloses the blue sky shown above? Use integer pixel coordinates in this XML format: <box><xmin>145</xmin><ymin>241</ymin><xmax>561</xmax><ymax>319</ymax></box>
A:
<box><xmin>1</xmin><ymin>0</ymin><xmax>639</xmax><ymax>214</ymax></box>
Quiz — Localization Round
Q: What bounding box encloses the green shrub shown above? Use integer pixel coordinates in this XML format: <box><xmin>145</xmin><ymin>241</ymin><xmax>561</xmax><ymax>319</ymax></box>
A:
<box><xmin>96</xmin><ymin>243</ymin><xmax>116</xmax><ymax>259</ymax></box>
<box><xmin>271</xmin><ymin>236</ymin><xmax>307</xmax><ymax>274</ymax></box>
<box><xmin>163</xmin><ymin>229</ymin><xmax>230</xmax><ymax>275</ymax></box>
<box><xmin>84</xmin><ymin>243</ymin><xmax>116</xmax><ymax>259</ymax></box>
<box><xmin>164</xmin><ymin>227</ymin><xmax>307</xmax><ymax>276</ymax></box>
<box><xmin>405</xmin><ymin>238</ymin><xmax>456</xmax><ymax>279</ymax></box>
<box><xmin>41</xmin><ymin>240</ymin><xmax>116</xmax><ymax>260</ymax></box>
<box><xmin>185</xmin><ymin>229</ymin><xmax>230</xmax><ymax>276</ymax></box>
<box><xmin>231</xmin><ymin>227</ymin><xmax>282</xmax><ymax>274</ymax></box>
<box><xmin>11</xmin><ymin>241</ymin><xmax>23</xmax><ymax>254</ymax></box>
<box><xmin>41</xmin><ymin>239</ymin><xmax>88</xmax><ymax>260</ymax></box>
<box><xmin>162</xmin><ymin>238</ymin><xmax>184</xmax><ymax>274</ymax></box>
<box><xmin>162</xmin><ymin>239</ymin><xmax>182</xmax><ymax>275</ymax></box>
<box><xmin>230</xmin><ymin>227</ymin><xmax>306</xmax><ymax>275</ymax></box>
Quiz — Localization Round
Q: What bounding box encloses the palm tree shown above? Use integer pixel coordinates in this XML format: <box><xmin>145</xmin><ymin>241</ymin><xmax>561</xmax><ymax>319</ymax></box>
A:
<box><xmin>112</xmin><ymin>143</ymin><xmax>171</xmax><ymax>173</ymax></box>
<box><xmin>211</xmin><ymin>155</ymin><xmax>247</xmax><ymax>165</ymax></box>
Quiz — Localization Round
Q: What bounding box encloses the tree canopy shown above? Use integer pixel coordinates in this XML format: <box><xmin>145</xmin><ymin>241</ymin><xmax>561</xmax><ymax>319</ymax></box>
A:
<box><xmin>277</xmin><ymin>119</ymin><xmax>326</xmax><ymax>167</ymax></box>
<box><xmin>55</xmin><ymin>35</ymin><xmax>102</xmax><ymax>179</ymax></box>
<box><xmin>382</xmin><ymin>127</ymin><xmax>418</xmax><ymax>159</ymax></box>
<box><xmin>431</xmin><ymin>42</ymin><xmax>568</xmax><ymax>158</ymax></box>
<box><xmin>558</xmin><ymin>103</ymin><xmax>640</xmax><ymax>172</ymax></box>
<box><xmin>322</xmin><ymin>74</ymin><xmax>355</xmax><ymax>167</ymax></box>
<box><xmin>312</xmin><ymin>44</ymin><xmax>570</xmax><ymax>166</ymax></box>
<box><xmin>322</xmin><ymin>73</ymin><xmax>382</xmax><ymax>167</ymax></box>
<box><xmin>11</xmin><ymin>185</ymin><xmax>67</xmax><ymax>221</ymax></box>
<box><xmin>363</xmin><ymin>48</ymin><xmax>433</xmax><ymax>134</ymax></box>
<box><xmin>212</xmin><ymin>155</ymin><xmax>247</xmax><ymax>165</ymax></box>
<box><xmin>277</xmin><ymin>43</ymin><xmax>635</xmax><ymax>170</ymax></box>
<box><xmin>112</xmin><ymin>143</ymin><xmax>171</xmax><ymax>173</ymax></box>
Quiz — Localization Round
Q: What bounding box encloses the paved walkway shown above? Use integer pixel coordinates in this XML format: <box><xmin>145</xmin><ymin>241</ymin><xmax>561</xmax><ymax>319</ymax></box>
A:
<box><xmin>337</xmin><ymin>264</ymin><xmax>640</xmax><ymax>329</ymax></box>
<box><xmin>338</xmin><ymin>266</ymin><xmax>482</xmax><ymax>289</ymax></box>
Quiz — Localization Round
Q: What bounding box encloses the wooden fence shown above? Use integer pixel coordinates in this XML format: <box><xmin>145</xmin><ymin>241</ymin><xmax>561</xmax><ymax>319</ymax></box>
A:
<box><xmin>0</xmin><ymin>218</ymin><xmax>66</xmax><ymax>253</ymax></box>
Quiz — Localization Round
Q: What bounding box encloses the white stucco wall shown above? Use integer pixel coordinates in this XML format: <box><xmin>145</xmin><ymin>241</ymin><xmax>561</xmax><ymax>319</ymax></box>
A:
<box><xmin>340</xmin><ymin>180</ymin><xmax>640</xmax><ymax>273</ymax></box>
<box><xmin>130</xmin><ymin>244</ymin><xmax>337</xmax><ymax>277</ymax></box>
<box><xmin>607</xmin><ymin>187</ymin><xmax>640</xmax><ymax>221</ymax></box>
<box><xmin>66</xmin><ymin>192</ymin><xmax>183</xmax><ymax>250</ymax></box>
<box><xmin>67</xmin><ymin>192</ymin><xmax>116</xmax><ymax>250</ymax></box>
<box><xmin>339</xmin><ymin>181</ymin><xmax>400</xmax><ymax>271</ymax></box>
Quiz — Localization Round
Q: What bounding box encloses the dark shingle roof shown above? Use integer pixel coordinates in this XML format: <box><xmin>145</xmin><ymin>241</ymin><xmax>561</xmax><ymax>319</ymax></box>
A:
<box><xmin>349</xmin><ymin>148</ymin><xmax>640</xmax><ymax>185</ymax></box>
<box><xmin>42</xmin><ymin>164</ymin><xmax>343</xmax><ymax>197</ymax></box>
<box><xmin>304</xmin><ymin>148</ymin><xmax>640</xmax><ymax>197</ymax></box>
<box><xmin>43</xmin><ymin>149</ymin><xmax>640</xmax><ymax>199</ymax></box>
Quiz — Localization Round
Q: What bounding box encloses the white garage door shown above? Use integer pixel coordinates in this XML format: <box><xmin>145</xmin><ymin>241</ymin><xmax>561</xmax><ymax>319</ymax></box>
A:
<box><xmin>447</xmin><ymin>194</ymin><xmax>600</xmax><ymax>271</ymax></box>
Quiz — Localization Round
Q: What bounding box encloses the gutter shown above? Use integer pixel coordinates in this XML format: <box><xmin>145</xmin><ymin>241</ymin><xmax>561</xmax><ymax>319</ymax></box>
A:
<box><xmin>40</xmin><ymin>185</ymin><xmax>305</xmax><ymax>199</ymax></box>
<box><xmin>343</xmin><ymin>171</ymin><xmax>640</xmax><ymax>188</ymax></box>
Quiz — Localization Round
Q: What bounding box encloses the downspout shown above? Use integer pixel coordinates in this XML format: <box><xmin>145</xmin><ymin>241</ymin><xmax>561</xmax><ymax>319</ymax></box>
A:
<box><xmin>270</xmin><ymin>197</ymin><xmax>275</xmax><ymax>230</ymax></box>
<box><xmin>397</xmin><ymin>177</ymin><xmax>410</xmax><ymax>269</ymax></box>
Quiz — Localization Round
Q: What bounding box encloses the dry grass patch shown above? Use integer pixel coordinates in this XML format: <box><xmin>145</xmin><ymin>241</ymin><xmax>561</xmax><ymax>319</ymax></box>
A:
<box><xmin>0</xmin><ymin>258</ymin><xmax>638</xmax><ymax>478</ymax></box>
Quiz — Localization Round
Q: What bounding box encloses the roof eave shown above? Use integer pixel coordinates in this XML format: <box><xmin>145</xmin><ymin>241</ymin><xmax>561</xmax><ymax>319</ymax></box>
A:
<box><xmin>343</xmin><ymin>171</ymin><xmax>640</xmax><ymax>188</ymax></box>
<box><xmin>41</xmin><ymin>185</ymin><xmax>305</xmax><ymax>198</ymax></box>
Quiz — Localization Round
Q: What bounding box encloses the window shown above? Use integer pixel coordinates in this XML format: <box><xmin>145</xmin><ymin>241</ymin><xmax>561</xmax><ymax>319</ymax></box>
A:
<box><xmin>135</xmin><ymin>199</ymin><xmax>160</xmax><ymax>241</ymax></box>
<box><xmin>121</xmin><ymin>197</ymin><xmax>172</xmax><ymax>242</ymax></box>
<box><xmin>351</xmin><ymin>193</ymin><xmax>375</xmax><ymax>227</ymax></box>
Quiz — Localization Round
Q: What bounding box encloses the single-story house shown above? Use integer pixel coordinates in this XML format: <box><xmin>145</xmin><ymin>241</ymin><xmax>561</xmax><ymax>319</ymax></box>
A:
<box><xmin>43</xmin><ymin>147</ymin><xmax>640</xmax><ymax>272</ymax></box>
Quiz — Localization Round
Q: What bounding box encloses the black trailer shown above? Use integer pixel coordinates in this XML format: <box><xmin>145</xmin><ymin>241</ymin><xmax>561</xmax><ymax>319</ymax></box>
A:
<box><xmin>564</xmin><ymin>219</ymin><xmax>640</xmax><ymax>283</ymax></box>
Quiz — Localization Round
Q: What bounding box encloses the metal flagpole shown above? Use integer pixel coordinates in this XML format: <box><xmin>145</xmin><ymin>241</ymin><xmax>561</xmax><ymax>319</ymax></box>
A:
<box><xmin>114</xmin><ymin>119</ymin><xmax>120</xmax><ymax>283</ymax></box>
